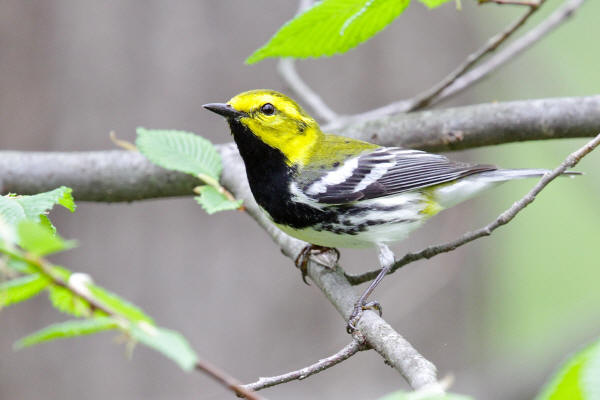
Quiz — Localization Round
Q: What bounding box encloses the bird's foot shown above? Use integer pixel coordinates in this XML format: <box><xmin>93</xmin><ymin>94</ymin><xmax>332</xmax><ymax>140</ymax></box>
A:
<box><xmin>346</xmin><ymin>300</ymin><xmax>382</xmax><ymax>333</ymax></box>
<box><xmin>294</xmin><ymin>245</ymin><xmax>340</xmax><ymax>284</ymax></box>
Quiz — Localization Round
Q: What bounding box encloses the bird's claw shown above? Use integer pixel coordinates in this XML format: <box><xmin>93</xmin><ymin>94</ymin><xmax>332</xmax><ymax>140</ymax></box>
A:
<box><xmin>294</xmin><ymin>245</ymin><xmax>340</xmax><ymax>285</ymax></box>
<box><xmin>346</xmin><ymin>301</ymin><xmax>383</xmax><ymax>333</ymax></box>
<box><xmin>294</xmin><ymin>246</ymin><xmax>312</xmax><ymax>284</ymax></box>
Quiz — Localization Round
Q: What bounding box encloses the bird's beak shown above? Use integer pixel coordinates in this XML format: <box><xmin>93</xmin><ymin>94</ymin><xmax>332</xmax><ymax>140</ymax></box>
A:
<box><xmin>203</xmin><ymin>103</ymin><xmax>246</xmax><ymax>119</ymax></box>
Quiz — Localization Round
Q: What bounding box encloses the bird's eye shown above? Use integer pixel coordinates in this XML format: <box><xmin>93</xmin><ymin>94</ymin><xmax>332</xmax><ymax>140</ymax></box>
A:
<box><xmin>260</xmin><ymin>103</ymin><xmax>275</xmax><ymax>115</ymax></box>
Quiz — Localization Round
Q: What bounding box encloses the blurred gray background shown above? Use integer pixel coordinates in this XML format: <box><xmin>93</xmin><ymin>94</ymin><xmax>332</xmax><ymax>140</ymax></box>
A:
<box><xmin>1</xmin><ymin>1</ymin><xmax>599</xmax><ymax>399</ymax></box>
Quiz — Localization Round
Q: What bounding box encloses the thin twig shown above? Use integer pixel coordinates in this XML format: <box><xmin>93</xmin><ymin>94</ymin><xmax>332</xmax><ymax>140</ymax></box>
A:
<box><xmin>15</xmin><ymin>253</ymin><xmax>119</xmax><ymax>318</ymax></box>
<box><xmin>405</xmin><ymin>0</ymin><xmax>544</xmax><ymax>111</ymax></box>
<box><xmin>276</xmin><ymin>0</ymin><xmax>339</xmax><ymax>124</ymax></box>
<box><xmin>363</xmin><ymin>0</ymin><xmax>545</xmax><ymax>118</ymax></box>
<box><xmin>297</xmin><ymin>0</ymin><xmax>313</xmax><ymax>12</ymax></box>
<box><xmin>346</xmin><ymin>133</ymin><xmax>600</xmax><ymax>285</ymax></box>
<box><xmin>480</xmin><ymin>0</ymin><xmax>540</xmax><ymax>5</ymax></box>
<box><xmin>278</xmin><ymin>59</ymin><xmax>339</xmax><ymax>123</ymax></box>
<box><xmin>325</xmin><ymin>0</ymin><xmax>585</xmax><ymax>131</ymax></box>
<box><xmin>243</xmin><ymin>335</ymin><xmax>368</xmax><ymax>392</ymax></box>
<box><xmin>438</xmin><ymin>0</ymin><xmax>585</xmax><ymax>105</ymax></box>
<box><xmin>195</xmin><ymin>361</ymin><xmax>264</xmax><ymax>400</ymax></box>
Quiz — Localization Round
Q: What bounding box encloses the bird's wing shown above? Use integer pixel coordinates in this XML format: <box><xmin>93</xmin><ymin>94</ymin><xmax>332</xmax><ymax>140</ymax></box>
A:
<box><xmin>302</xmin><ymin>147</ymin><xmax>497</xmax><ymax>204</ymax></box>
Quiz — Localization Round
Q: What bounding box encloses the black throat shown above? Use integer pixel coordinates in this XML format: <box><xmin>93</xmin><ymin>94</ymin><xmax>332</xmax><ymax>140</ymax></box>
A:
<box><xmin>227</xmin><ymin>119</ymin><xmax>330</xmax><ymax>229</ymax></box>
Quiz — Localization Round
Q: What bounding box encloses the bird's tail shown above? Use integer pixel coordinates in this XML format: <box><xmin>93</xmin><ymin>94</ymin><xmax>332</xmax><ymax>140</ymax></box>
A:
<box><xmin>474</xmin><ymin>168</ymin><xmax>581</xmax><ymax>182</ymax></box>
<box><xmin>433</xmin><ymin>168</ymin><xmax>580</xmax><ymax>209</ymax></box>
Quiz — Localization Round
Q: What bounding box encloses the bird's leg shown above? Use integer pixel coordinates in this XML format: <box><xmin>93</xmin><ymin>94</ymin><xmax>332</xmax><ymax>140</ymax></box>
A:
<box><xmin>347</xmin><ymin>243</ymin><xmax>394</xmax><ymax>333</ymax></box>
<box><xmin>294</xmin><ymin>244</ymin><xmax>340</xmax><ymax>284</ymax></box>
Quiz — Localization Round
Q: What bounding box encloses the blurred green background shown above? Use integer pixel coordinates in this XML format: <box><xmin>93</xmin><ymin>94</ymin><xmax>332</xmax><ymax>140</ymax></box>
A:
<box><xmin>0</xmin><ymin>1</ymin><xmax>598</xmax><ymax>399</ymax></box>
<box><xmin>474</xmin><ymin>0</ymin><xmax>600</xmax><ymax>384</ymax></box>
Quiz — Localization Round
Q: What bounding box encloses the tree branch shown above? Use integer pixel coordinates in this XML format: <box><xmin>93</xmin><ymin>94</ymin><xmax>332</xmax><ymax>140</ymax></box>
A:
<box><xmin>333</xmin><ymin>95</ymin><xmax>600</xmax><ymax>152</ymax></box>
<box><xmin>278</xmin><ymin>59</ymin><xmax>339</xmax><ymax>124</ymax></box>
<box><xmin>326</xmin><ymin>0</ymin><xmax>585</xmax><ymax>128</ymax></box>
<box><xmin>276</xmin><ymin>0</ymin><xmax>339</xmax><ymax>124</ymax></box>
<box><xmin>437</xmin><ymin>0</ymin><xmax>586</xmax><ymax>107</ymax></box>
<box><xmin>243</xmin><ymin>336</ymin><xmax>367</xmax><ymax>392</ymax></box>
<box><xmin>1</xmin><ymin>95</ymin><xmax>599</xmax><ymax>199</ymax></box>
<box><xmin>0</xmin><ymin>150</ymin><xmax>200</xmax><ymax>201</ymax></box>
<box><xmin>404</xmin><ymin>0</ymin><xmax>544</xmax><ymax>111</ymax></box>
<box><xmin>480</xmin><ymin>0</ymin><xmax>541</xmax><ymax>6</ymax></box>
<box><xmin>194</xmin><ymin>361</ymin><xmax>264</xmax><ymax>400</ymax></box>
<box><xmin>346</xmin><ymin>132</ymin><xmax>600</xmax><ymax>285</ymax></box>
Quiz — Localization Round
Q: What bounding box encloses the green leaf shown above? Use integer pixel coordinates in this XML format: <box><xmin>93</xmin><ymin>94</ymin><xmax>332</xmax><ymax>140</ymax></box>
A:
<box><xmin>136</xmin><ymin>128</ymin><xmax>222</xmax><ymax>179</ymax></box>
<box><xmin>0</xmin><ymin>215</ymin><xmax>18</xmax><ymax>246</ymax></box>
<box><xmin>38</xmin><ymin>214</ymin><xmax>56</xmax><ymax>233</ymax></box>
<box><xmin>130</xmin><ymin>323</ymin><xmax>198</xmax><ymax>371</ymax></box>
<box><xmin>48</xmin><ymin>285</ymin><xmax>92</xmax><ymax>317</ymax></box>
<box><xmin>378</xmin><ymin>391</ymin><xmax>473</xmax><ymax>400</ymax></box>
<box><xmin>0</xmin><ymin>196</ymin><xmax>27</xmax><ymax>227</ymax></box>
<box><xmin>17</xmin><ymin>186</ymin><xmax>76</xmax><ymax>220</ymax></box>
<box><xmin>14</xmin><ymin>317</ymin><xmax>118</xmax><ymax>349</ymax></box>
<box><xmin>87</xmin><ymin>284</ymin><xmax>154</xmax><ymax>324</ymax></box>
<box><xmin>0</xmin><ymin>274</ymin><xmax>49</xmax><ymax>307</ymax></box>
<box><xmin>0</xmin><ymin>187</ymin><xmax>76</xmax><ymax>233</ymax></box>
<box><xmin>418</xmin><ymin>0</ymin><xmax>453</xmax><ymax>8</ymax></box>
<box><xmin>246</xmin><ymin>0</ymin><xmax>411</xmax><ymax>64</ymax></box>
<box><xmin>5</xmin><ymin>258</ymin><xmax>35</xmax><ymax>274</ymax></box>
<box><xmin>536</xmin><ymin>340</ymin><xmax>600</xmax><ymax>400</ymax></box>
<box><xmin>17</xmin><ymin>220</ymin><xmax>76</xmax><ymax>256</ymax></box>
<box><xmin>194</xmin><ymin>186</ymin><xmax>243</xmax><ymax>214</ymax></box>
<box><xmin>50</xmin><ymin>265</ymin><xmax>72</xmax><ymax>281</ymax></box>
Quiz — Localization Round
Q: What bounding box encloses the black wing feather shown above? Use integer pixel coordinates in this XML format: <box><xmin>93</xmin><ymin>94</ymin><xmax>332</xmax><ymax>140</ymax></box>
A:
<box><xmin>307</xmin><ymin>148</ymin><xmax>496</xmax><ymax>204</ymax></box>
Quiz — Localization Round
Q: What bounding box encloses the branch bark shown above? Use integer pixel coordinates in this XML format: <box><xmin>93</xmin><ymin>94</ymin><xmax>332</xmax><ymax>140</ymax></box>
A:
<box><xmin>334</xmin><ymin>95</ymin><xmax>600</xmax><ymax>152</ymax></box>
<box><xmin>0</xmin><ymin>150</ymin><xmax>199</xmax><ymax>201</ymax></box>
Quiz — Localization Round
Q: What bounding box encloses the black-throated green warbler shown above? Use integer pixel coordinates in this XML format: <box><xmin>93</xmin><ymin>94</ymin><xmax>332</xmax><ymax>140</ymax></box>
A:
<box><xmin>204</xmin><ymin>89</ymin><xmax>576</xmax><ymax>331</ymax></box>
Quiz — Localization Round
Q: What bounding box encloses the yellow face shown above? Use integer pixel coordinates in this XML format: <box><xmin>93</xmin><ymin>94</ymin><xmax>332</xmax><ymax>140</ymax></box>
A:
<box><xmin>227</xmin><ymin>90</ymin><xmax>322</xmax><ymax>166</ymax></box>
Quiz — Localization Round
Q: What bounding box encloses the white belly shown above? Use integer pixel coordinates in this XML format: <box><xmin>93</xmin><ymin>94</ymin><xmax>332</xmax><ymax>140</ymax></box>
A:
<box><xmin>270</xmin><ymin>192</ymin><xmax>429</xmax><ymax>248</ymax></box>
<box><xmin>275</xmin><ymin>219</ymin><xmax>425</xmax><ymax>248</ymax></box>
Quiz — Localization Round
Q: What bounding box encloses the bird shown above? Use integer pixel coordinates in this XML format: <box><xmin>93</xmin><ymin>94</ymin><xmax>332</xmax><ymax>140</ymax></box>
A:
<box><xmin>203</xmin><ymin>89</ymin><xmax>577</xmax><ymax>332</ymax></box>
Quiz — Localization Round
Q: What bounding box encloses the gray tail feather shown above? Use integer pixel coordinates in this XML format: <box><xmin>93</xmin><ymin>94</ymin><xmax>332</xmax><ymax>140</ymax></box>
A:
<box><xmin>474</xmin><ymin>168</ymin><xmax>582</xmax><ymax>182</ymax></box>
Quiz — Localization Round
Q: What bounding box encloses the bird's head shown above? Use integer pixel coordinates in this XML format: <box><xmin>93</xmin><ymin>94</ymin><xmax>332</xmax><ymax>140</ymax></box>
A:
<box><xmin>204</xmin><ymin>90</ymin><xmax>322</xmax><ymax>166</ymax></box>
